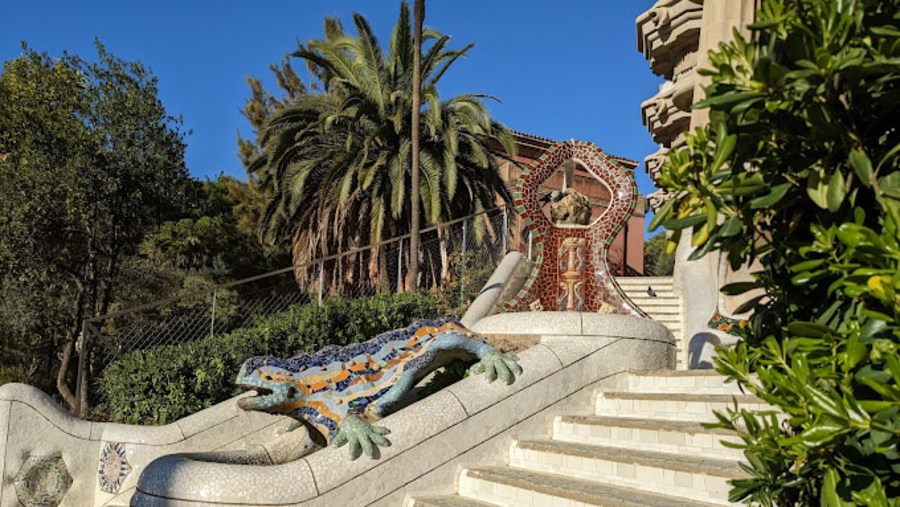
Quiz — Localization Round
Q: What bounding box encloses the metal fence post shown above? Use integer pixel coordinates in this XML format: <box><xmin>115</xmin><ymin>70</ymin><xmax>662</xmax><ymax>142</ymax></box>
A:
<box><xmin>460</xmin><ymin>219</ymin><xmax>468</xmax><ymax>306</ymax></box>
<box><xmin>210</xmin><ymin>289</ymin><xmax>217</xmax><ymax>338</ymax></box>
<box><xmin>75</xmin><ymin>320</ymin><xmax>91</xmax><ymax>418</ymax></box>
<box><xmin>318</xmin><ymin>260</ymin><xmax>325</xmax><ymax>306</ymax></box>
<box><xmin>397</xmin><ymin>237</ymin><xmax>404</xmax><ymax>292</ymax></box>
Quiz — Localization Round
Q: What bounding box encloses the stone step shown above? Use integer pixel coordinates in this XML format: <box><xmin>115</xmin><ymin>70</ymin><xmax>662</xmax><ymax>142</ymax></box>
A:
<box><xmin>623</xmin><ymin>289</ymin><xmax>677</xmax><ymax>297</ymax></box>
<box><xmin>510</xmin><ymin>440</ymin><xmax>745</xmax><ymax>505</ymax></box>
<box><xmin>629</xmin><ymin>299</ymin><xmax>679</xmax><ymax>307</ymax></box>
<box><xmin>615</xmin><ymin>276</ymin><xmax>675</xmax><ymax>286</ymax></box>
<box><xmin>595</xmin><ymin>391</ymin><xmax>768</xmax><ymax>422</ymax></box>
<box><xmin>641</xmin><ymin>304</ymin><xmax>681</xmax><ymax>312</ymax></box>
<box><xmin>409</xmin><ymin>495</ymin><xmax>497</xmax><ymax>507</ymax></box>
<box><xmin>625</xmin><ymin>371</ymin><xmax>747</xmax><ymax>395</ymax></box>
<box><xmin>627</xmin><ymin>297</ymin><xmax>681</xmax><ymax>306</ymax></box>
<box><xmin>459</xmin><ymin>466</ymin><xmax>725</xmax><ymax>507</ymax></box>
<box><xmin>648</xmin><ymin>314</ymin><xmax>682</xmax><ymax>324</ymax></box>
<box><xmin>554</xmin><ymin>415</ymin><xmax>744</xmax><ymax>460</ymax></box>
<box><xmin>645</xmin><ymin>313</ymin><xmax>682</xmax><ymax>322</ymax></box>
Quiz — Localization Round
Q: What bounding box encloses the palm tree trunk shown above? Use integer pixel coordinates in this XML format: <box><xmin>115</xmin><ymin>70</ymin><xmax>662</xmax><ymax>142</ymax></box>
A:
<box><xmin>408</xmin><ymin>0</ymin><xmax>425</xmax><ymax>291</ymax></box>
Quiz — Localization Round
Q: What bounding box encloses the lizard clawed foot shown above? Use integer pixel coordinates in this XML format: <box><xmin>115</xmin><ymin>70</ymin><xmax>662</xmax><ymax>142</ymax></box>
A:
<box><xmin>470</xmin><ymin>350</ymin><xmax>523</xmax><ymax>385</ymax></box>
<box><xmin>332</xmin><ymin>415</ymin><xmax>391</xmax><ymax>460</ymax></box>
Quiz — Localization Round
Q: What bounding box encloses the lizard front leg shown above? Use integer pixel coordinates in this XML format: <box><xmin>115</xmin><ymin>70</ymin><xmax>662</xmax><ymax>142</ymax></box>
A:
<box><xmin>470</xmin><ymin>349</ymin><xmax>523</xmax><ymax>385</ymax></box>
<box><xmin>332</xmin><ymin>415</ymin><xmax>392</xmax><ymax>460</ymax></box>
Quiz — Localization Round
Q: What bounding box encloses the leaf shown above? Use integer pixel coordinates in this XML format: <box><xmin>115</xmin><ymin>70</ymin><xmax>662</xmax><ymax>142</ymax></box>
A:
<box><xmin>849</xmin><ymin>149</ymin><xmax>873</xmax><ymax>187</ymax></box>
<box><xmin>806</xmin><ymin>385</ymin><xmax>846</xmax><ymax>419</ymax></box>
<box><xmin>791</xmin><ymin>269</ymin><xmax>827</xmax><ymax>285</ymax></box>
<box><xmin>719</xmin><ymin>217</ymin><xmax>742</xmax><ymax>237</ymax></box>
<box><xmin>711</xmin><ymin>131</ymin><xmax>737</xmax><ymax>172</ymax></box>
<box><xmin>662</xmin><ymin>213</ymin><xmax>707</xmax><ymax>230</ymax></box>
<box><xmin>852</xmin><ymin>477</ymin><xmax>889</xmax><ymax>507</ymax></box>
<box><xmin>799</xmin><ymin>423</ymin><xmax>845</xmax><ymax>447</ymax></box>
<box><xmin>790</xmin><ymin>259</ymin><xmax>825</xmax><ymax>273</ymax></box>
<box><xmin>733</xmin><ymin>295</ymin><xmax>764</xmax><ymax>314</ymax></box>
<box><xmin>869</xmin><ymin>25</ymin><xmax>900</xmax><ymax>37</ymax></box>
<box><xmin>750</xmin><ymin>182</ymin><xmax>792</xmax><ymax>209</ymax></box>
<box><xmin>721</xmin><ymin>281</ymin><xmax>759</xmax><ymax>295</ymax></box>
<box><xmin>823</xmin><ymin>468</ymin><xmax>851</xmax><ymax>507</ymax></box>
<box><xmin>787</xmin><ymin>321</ymin><xmax>832</xmax><ymax>338</ymax></box>
<box><xmin>692</xmin><ymin>222</ymin><xmax>710</xmax><ymax>246</ymax></box>
<box><xmin>879</xmin><ymin>172</ymin><xmax>900</xmax><ymax>199</ymax></box>
<box><xmin>827</xmin><ymin>170</ymin><xmax>846</xmax><ymax>212</ymax></box>
<box><xmin>648</xmin><ymin>197</ymin><xmax>676</xmax><ymax>231</ymax></box>
<box><xmin>695</xmin><ymin>90</ymin><xmax>764</xmax><ymax>108</ymax></box>
<box><xmin>807</xmin><ymin>169</ymin><xmax>829</xmax><ymax>208</ymax></box>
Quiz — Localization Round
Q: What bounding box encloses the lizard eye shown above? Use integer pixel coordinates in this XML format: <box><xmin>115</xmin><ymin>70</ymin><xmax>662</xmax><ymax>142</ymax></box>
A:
<box><xmin>264</xmin><ymin>375</ymin><xmax>273</xmax><ymax>381</ymax></box>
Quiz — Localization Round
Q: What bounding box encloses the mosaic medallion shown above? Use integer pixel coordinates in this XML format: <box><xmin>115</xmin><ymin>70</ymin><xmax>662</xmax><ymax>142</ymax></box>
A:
<box><xmin>14</xmin><ymin>455</ymin><xmax>72</xmax><ymax>507</ymax></box>
<box><xmin>98</xmin><ymin>442</ymin><xmax>131</xmax><ymax>494</ymax></box>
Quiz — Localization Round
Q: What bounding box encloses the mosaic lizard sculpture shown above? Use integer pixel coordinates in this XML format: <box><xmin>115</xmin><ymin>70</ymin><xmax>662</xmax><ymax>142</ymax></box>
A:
<box><xmin>236</xmin><ymin>317</ymin><xmax>522</xmax><ymax>460</ymax></box>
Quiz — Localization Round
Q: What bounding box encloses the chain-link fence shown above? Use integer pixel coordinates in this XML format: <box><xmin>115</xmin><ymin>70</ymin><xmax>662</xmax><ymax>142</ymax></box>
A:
<box><xmin>74</xmin><ymin>208</ymin><xmax>512</xmax><ymax>416</ymax></box>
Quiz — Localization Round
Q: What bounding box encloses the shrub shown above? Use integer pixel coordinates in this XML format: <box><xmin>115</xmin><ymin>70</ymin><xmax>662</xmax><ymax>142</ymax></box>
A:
<box><xmin>101</xmin><ymin>291</ymin><xmax>443</xmax><ymax>424</ymax></box>
<box><xmin>652</xmin><ymin>0</ymin><xmax>899</xmax><ymax>504</ymax></box>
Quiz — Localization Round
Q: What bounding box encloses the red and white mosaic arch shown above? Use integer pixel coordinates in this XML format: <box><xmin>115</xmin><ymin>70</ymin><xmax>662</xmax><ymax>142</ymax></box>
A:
<box><xmin>502</xmin><ymin>140</ymin><xmax>645</xmax><ymax>316</ymax></box>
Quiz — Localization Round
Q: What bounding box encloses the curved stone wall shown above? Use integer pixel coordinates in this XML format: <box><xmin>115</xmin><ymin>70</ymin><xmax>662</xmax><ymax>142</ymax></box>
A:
<box><xmin>0</xmin><ymin>383</ymin><xmax>295</xmax><ymax>506</ymax></box>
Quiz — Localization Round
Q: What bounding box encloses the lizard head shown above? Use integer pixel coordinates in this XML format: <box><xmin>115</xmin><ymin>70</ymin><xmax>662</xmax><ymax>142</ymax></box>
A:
<box><xmin>235</xmin><ymin>357</ymin><xmax>303</xmax><ymax>412</ymax></box>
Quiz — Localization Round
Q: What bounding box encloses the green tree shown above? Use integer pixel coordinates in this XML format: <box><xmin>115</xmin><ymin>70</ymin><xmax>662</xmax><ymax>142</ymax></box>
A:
<box><xmin>0</xmin><ymin>42</ymin><xmax>191</xmax><ymax>410</ymax></box>
<box><xmin>643</xmin><ymin>232</ymin><xmax>674</xmax><ymax>276</ymax></box>
<box><xmin>249</xmin><ymin>2</ymin><xmax>515</xmax><ymax>289</ymax></box>
<box><xmin>651</xmin><ymin>0</ymin><xmax>899</xmax><ymax>504</ymax></box>
<box><xmin>139</xmin><ymin>176</ymin><xmax>288</xmax><ymax>278</ymax></box>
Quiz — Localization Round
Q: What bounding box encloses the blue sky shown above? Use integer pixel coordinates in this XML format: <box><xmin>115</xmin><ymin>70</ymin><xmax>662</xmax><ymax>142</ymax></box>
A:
<box><xmin>1</xmin><ymin>0</ymin><xmax>662</xmax><ymax>234</ymax></box>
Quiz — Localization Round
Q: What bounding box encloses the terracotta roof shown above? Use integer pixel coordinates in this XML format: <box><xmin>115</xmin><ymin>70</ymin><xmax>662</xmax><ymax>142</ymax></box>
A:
<box><xmin>507</xmin><ymin>129</ymin><xmax>640</xmax><ymax>169</ymax></box>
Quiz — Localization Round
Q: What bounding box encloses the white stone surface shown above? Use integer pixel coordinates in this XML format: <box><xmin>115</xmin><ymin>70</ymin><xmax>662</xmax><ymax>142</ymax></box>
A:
<box><xmin>445</xmin><ymin>344</ymin><xmax>563</xmax><ymax>414</ymax></box>
<box><xmin>472</xmin><ymin>311</ymin><xmax>582</xmax><ymax>336</ymax></box>
<box><xmin>461</xmin><ymin>251</ymin><xmax>525</xmax><ymax>327</ymax></box>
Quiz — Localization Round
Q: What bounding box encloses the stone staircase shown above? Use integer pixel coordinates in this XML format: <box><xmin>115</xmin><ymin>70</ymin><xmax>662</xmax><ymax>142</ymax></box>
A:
<box><xmin>408</xmin><ymin>370</ymin><xmax>762</xmax><ymax>507</ymax></box>
<box><xmin>617</xmin><ymin>276</ymin><xmax>686</xmax><ymax>368</ymax></box>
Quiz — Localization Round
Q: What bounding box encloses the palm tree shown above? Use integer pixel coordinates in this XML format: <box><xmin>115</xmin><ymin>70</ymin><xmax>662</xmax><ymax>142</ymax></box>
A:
<box><xmin>409</xmin><ymin>0</ymin><xmax>424</xmax><ymax>291</ymax></box>
<box><xmin>253</xmin><ymin>1</ymin><xmax>515</xmax><ymax>292</ymax></box>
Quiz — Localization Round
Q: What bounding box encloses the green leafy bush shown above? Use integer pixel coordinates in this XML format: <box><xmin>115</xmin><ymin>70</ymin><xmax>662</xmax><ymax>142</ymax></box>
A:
<box><xmin>101</xmin><ymin>291</ymin><xmax>443</xmax><ymax>424</ymax></box>
<box><xmin>652</xmin><ymin>0</ymin><xmax>899</xmax><ymax>504</ymax></box>
<box><xmin>643</xmin><ymin>232</ymin><xmax>675</xmax><ymax>276</ymax></box>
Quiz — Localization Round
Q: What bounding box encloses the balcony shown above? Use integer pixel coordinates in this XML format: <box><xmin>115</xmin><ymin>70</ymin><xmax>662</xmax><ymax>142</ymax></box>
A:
<box><xmin>636</xmin><ymin>0</ymin><xmax>704</xmax><ymax>79</ymax></box>
<box><xmin>640</xmin><ymin>70</ymin><xmax>697</xmax><ymax>146</ymax></box>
